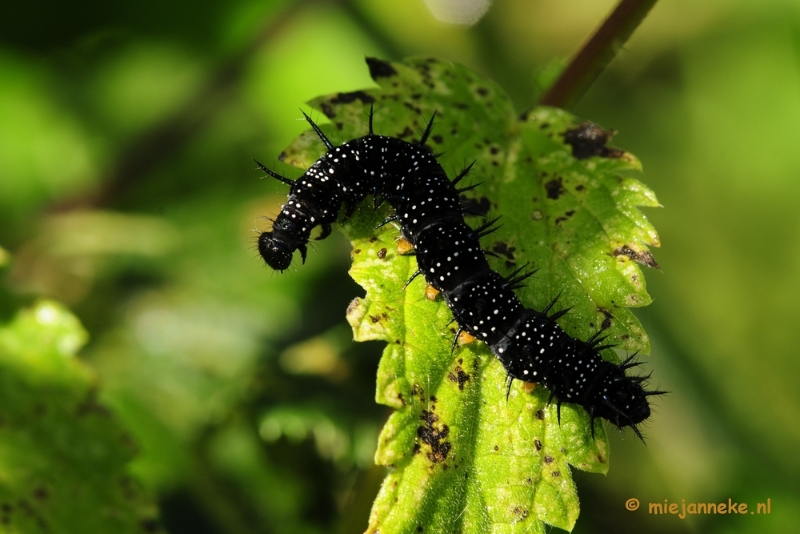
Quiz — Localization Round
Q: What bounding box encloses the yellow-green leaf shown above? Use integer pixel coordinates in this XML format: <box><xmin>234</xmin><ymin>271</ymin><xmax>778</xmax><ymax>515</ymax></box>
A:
<box><xmin>277</xmin><ymin>57</ymin><xmax>658</xmax><ymax>533</ymax></box>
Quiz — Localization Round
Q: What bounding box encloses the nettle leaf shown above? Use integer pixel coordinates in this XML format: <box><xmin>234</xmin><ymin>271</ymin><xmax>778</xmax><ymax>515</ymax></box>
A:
<box><xmin>0</xmin><ymin>301</ymin><xmax>162</xmax><ymax>533</ymax></box>
<box><xmin>277</xmin><ymin>57</ymin><xmax>659</xmax><ymax>533</ymax></box>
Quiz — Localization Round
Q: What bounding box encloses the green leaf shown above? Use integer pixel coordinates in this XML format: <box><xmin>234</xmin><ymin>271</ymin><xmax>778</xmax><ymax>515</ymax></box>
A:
<box><xmin>278</xmin><ymin>58</ymin><xmax>659</xmax><ymax>533</ymax></box>
<box><xmin>0</xmin><ymin>300</ymin><xmax>162</xmax><ymax>533</ymax></box>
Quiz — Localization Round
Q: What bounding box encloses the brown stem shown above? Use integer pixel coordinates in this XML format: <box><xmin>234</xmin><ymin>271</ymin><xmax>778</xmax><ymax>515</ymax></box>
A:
<box><xmin>538</xmin><ymin>0</ymin><xmax>658</xmax><ymax>110</ymax></box>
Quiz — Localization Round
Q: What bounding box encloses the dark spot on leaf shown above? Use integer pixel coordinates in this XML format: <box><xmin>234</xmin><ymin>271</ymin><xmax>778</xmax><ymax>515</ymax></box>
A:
<box><xmin>462</xmin><ymin>196</ymin><xmax>491</xmax><ymax>217</ymax></box>
<box><xmin>397</xmin><ymin>393</ymin><xmax>406</xmax><ymax>406</ymax></box>
<box><xmin>552</xmin><ymin>470</ymin><xmax>561</xmax><ymax>477</ymax></box>
<box><xmin>535</xmin><ymin>409</ymin><xmax>545</xmax><ymax>420</ymax></box>
<box><xmin>447</xmin><ymin>365</ymin><xmax>471</xmax><ymax>391</ymax></box>
<box><xmin>534</xmin><ymin>439</ymin><xmax>542</xmax><ymax>451</ymax></box>
<box><xmin>554</xmin><ymin>210</ymin><xmax>574</xmax><ymax>225</ymax></box>
<box><xmin>417</xmin><ymin>526</ymin><xmax>424</xmax><ymax>533</ymax></box>
<box><xmin>366</xmin><ymin>57</ymin><xmax>397</xmax><ymax>80</ymax></box>
<box><xmin>575</xmin><ymin>184</ymin><xmax>585</xmax><ymax>192</ymax></box>
<box><xmin>493</xmin><ymin>445</ymin><xmax>499</xmax><ymax>451</ymax></box>
<box><xmin>598</xmin><ymin>454</ymin><xmax>607</xmax><ymax>463</ymax></box>
<box><xmin>320</xmin><ymin>103</ymin><xmax>335</xmax><ymax>118</ymax></box>
<box><xmin>369</xmin><ymin>236</ymin><xmax>379</xmax><ymax>243</ymax></box>
<box><xmin>598</xmin><ymin>308</ymin><xmax>613</xmax><ymax>330</ymax></box>
<box><xmin>613</xmin><ymin>245</ymin><xmax>660</xmax><ymax>269</ymax></box>
<box><xmin>431</xmin><ymin>134</ymin><xmax>443</xmax><ymax>144</ymax></box>
<box><xmin>330</xmin><ymin>91</ymin><xmax>375</xmax><ymax>106</ymax></box>
<box><xmin>377</xmin><ymin>248</ymin><xmax>387</xmax><ymax>259</ymax></box>
<box><xmin>369</xmin><ymin>315</ymin><xmax>381</xmax><ymax>323</ymax></box>
<box><xmin>544</xmin><ymin>455</ymin><xmax>554</xmax><ymax>464</ymax></box>
<box><xmin>397</xmin><ymin>126</ymin><xmax>415</xmax><ymax>139</ymax></box>
<box><xmin>417</xmin><ymin>410</ymin><xmax>451</xmax><ymax>463</ymax></box>
<box><xmin>403</xmin><ymin>102</ymin><xmax>422</xmax><ymax>115</ymax></box>
<box><xmin>489</xmin><ymin>145</ymin><xmax>500</xmax><ymax>155</ymax></box>
<box><xmin>477</xmin><ymin>86</ymin><xmax>489</xmax><ymax>97</ymax></box>
<box><xmin>453</xmin><ymin>102</ymin><xmax>468</xmax><ymax>110</ymax></box>
<box><xmin>511</xmin><ymin>506</ymin><xmax>529</xmax><ymax>521</ymax></box>
<box><xmin>491</xmin><ymin>242</ymin><xmax>516</xmax><ymax>261</ymax></box>
<box><xmin>32</xmin><ymin>486</ymin><xmax>48</xmax><ymax>501</ymax></box>
<box><xmin>353</xmin><ymin>248</ymin><xmax>361</xmax><ymax>255</ymax></box>
<box><xmin>563</xmin><ymin>121</ymin><xmax>625</xmax><ymax>159</ymax></box>
<box><xmin>545</xmin><ymin>178</ymin><xmax>565</xmax><ymax>199</ymax></box>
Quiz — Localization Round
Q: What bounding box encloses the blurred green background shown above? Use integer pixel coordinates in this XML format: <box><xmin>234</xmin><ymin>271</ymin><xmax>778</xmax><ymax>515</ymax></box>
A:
<box><xmin>1</xmin><ymin>0</ymin><xmax>798</xmax><ymax>532</ymax></box>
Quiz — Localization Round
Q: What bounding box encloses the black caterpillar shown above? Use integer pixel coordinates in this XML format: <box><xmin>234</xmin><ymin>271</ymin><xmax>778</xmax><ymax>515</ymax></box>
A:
<box><xmin>257</xmin><ymin>110</ymin><xmax>662</xmax><ymax>440</ymax></box>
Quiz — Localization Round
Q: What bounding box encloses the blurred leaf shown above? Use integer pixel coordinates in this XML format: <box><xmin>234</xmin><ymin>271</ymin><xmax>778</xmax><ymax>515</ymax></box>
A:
<box><xmin>8</xmin><ymin>210</ymin><xmax>179</xmax><ymax>303</ymax></box>
<box><xmin>89</xmin><ymin>43</ymin><xmax>203</xmax><ymax>136</ymax></box>
<box><xmin>275</xmin><ymin>57</ymin><xmax>659</xmax><ymax>533</ymax></box>
<box><xmin>0</xmin><ymin>55</ymin><xmax>98</xmax><ymax>221</ymax></box>
<box><xmin>0</xmin><ymin>300</ymin><xmax>162</xmax><ymax>533</ymax></box>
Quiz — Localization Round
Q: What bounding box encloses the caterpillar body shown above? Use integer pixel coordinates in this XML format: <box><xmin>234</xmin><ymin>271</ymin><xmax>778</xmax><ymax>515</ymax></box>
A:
<box><xmin>257</xmin><ymin>110</ymin><xmax>662</xmax><ymax>440</ymax></box>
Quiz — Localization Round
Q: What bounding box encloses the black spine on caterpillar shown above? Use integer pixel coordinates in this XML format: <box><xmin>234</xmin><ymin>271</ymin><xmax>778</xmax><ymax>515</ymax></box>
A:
<box><xmin>257</xmin><ymin>111</ymin><xmax>664</xmax><ymax>440</ymax></box>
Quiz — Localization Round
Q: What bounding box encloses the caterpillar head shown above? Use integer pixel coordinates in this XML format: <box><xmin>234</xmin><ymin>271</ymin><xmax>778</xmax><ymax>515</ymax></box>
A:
<box><xmin>258</xmin><ymin>220</ymin><xmax>308</xmax><ymax>272</ymax></box>
<box><xmin>258</xmin><ymin>231</ymin><xmax>294</xmax><ymax>271</ymax></box>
